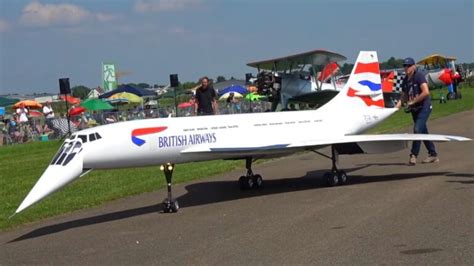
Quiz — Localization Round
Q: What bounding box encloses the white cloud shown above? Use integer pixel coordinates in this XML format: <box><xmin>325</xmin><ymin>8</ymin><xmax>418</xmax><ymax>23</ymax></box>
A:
<box><xmin>0</xmin><ymin>19</ymin><xmax>10</xmax><ymax>32</ymax></box>
<box><xmin>19</xmin><ymin>1</ymin><xmax>118</xmax><ymax>27</ymax></box>
<box><xmin>134</xmin><ymin>0</ymin><xmax>202</xmax><ymax>13</ymax></box>
<box><xmin>168</xmin><ymin>26</ymin><xmax>185</xmax><ymax>34</ymax></box>
<box><xmin>96</xmin><ymin>13</ymin><xmax>120</xmax><ymax>23</ymax></box>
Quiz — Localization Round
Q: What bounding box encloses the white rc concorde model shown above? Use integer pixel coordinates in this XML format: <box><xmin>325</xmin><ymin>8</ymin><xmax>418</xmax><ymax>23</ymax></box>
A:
<box><xmin>16</xmin><ymin>51</ymin><xmax>470</xmax><ymax>214</ymax></box>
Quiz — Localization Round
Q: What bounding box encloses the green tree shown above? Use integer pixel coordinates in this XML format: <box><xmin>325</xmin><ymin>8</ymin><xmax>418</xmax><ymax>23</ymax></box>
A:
<box><xmin>181</xmin><ymin>81</ymin><xmax>198</xmax><ymax>90</ymax></box>
<box><xmin>381</xmin><ymin>57</ymin><xmax>404</xmax><ymax>70</ymax></box>
<box><xmin>72</xmin><ymin>85</ymin><xmax>91</xmax><ymax>99</ymax></box>
<box><xmin>340</xmin><ymin>63</ymin><xmax>354</xmax><ymax>75</ymax></box>
<box><xmin>216</xmin><ymin>76</ymin><xmax>226</xmax><ymax>83</ymax></box>
<box><xmin>137</xmin><ymin>83</ymin><xmax>150</xmax><ymax>88</ymax></box>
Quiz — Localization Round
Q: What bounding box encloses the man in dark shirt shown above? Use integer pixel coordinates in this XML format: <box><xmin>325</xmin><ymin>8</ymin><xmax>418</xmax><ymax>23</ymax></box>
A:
<box><xmin>396</xmin><ymin>57</ymin><xmax>439</xmax><ymax>165</ymax></box>
<box><xmin>194</xmin><ymin>76</ymin><xmax>218</xmax><ymax>116</ymax></box>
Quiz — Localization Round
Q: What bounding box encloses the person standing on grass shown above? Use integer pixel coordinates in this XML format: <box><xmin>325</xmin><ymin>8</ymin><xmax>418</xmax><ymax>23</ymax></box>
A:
<box><xmin>194</xmin><ymin>76</ymin><xmax>218</xmax><ymax>116</ymax></box>
<box><xmin>43</xmin><ymin>101</ymin><xmax>55</xmax><ymax>130</ymax></box>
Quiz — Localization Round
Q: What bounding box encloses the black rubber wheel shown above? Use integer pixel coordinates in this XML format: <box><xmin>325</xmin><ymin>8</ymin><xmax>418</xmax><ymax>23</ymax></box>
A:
<box><xmin>162</xmin><ymin>199</ymin><xmax>179</xmax><ymax>213</ymax></box>
<box><xmin>170</xmin><ymin>200</ymin><xmax>179</xmax><ymax>213</ymax></box>
<box><xmin>325</xmin><ymin>172</ymin><xmax>339</xmax><ymax>187</ymax></box>
<box><xmin>253</xmin><ymin>174</ymin><xmax>263</xmax><ymax>188</ymax></box>
<box><xmin>246</xmin><ymin>176</ymin><xmax>254</xmax><ymax>189</ymax></box>
<box><xmin>162</xmin><ymin>200</ymin><xmax>172</xmax><ymax>213</ymax></box>
<box><xmin>239</xmin><ymin>176</ymin><xmax>247</xmax><ymax>190</ymax></box>
<box><xmin>337</xmin><ymin>170</ymin><xmax>348</xmax><ymax>185</ymax></box>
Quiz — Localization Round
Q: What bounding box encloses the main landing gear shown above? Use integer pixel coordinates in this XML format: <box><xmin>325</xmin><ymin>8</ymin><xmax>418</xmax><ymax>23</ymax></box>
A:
<box><xmin>161</xmin><ymin>163</ymin><xmax>179</xmax><ymax>213</ymax></box>
<box><xmin>238</xmin><ymin>157</ymin><xmax>263</xmax><ymax>190</ymax></box>
<box><xmin>314</xmin><ymin>145</ymin><xmax>348</xmax><ymax>187</ymax></box>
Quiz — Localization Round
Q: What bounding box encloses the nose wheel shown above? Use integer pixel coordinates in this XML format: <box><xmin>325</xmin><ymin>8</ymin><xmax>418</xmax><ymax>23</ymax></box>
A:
<box><xmin>162</xmin><ymin>198</ymin><xmax>179</xmax><ymax>213</ymax></box>
<box><xmin>161</xmin><ymin>163</ymin><xmax>179</xmax><ymax>213</ymax></box>
<box><xmin>239</xmin><ymin>157</ymin><xmax>263</xmax><ymax>190</ymax></box>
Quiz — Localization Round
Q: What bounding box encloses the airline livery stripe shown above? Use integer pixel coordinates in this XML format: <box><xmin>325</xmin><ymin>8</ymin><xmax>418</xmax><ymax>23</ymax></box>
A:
<box><xmin>131</xmin><ymin>126</ymin><xmax>168</xmax><ymax>146</ymax></box>
<box><xmin>354</xmin><ymin>62</ymin><xmax>380</xmax><ymax>74</ymax></box>
<box><xmin>132</xmin><ymin>127</ymin><xmax>167</xmax><ymax>137</ymax></box>
<box><xmin>347</xmin><ymin>88</ymin><xmax>384</xmax><ymax>107</ymax></box>
<box><xmin>358</xmin><ymin>80</ymin><xmax>381</xmax><ymax>91</ymax></box>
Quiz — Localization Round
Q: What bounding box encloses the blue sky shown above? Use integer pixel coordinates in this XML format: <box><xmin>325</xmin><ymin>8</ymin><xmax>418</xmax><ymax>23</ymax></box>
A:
<box><xmin>0</xmin><ymin>0</ymin><xmax>472</xmax><ymax>94</ymax></box>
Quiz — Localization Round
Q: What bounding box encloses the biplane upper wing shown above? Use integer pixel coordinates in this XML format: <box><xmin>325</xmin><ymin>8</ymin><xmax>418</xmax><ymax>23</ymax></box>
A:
<box><xmin>247</xmin><ymin>49</ymin><xmax>347</xmax><ymax>71</ymax></box>
<box><xmin>417</xmin><ymin>54</ymin><xmax>457</xmax><ymax>66</ymax></box>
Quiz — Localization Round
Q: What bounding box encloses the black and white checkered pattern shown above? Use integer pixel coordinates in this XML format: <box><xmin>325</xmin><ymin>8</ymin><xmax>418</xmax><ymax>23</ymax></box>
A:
<box><xmin>51</xmin><ymin>118</ymin><xmax>77</xmax><ymax>137</ymax></box>
<box><xmin>392</xmin><ymin>71</ymin><xmax>405</xmax><ymax>92</ymax></box>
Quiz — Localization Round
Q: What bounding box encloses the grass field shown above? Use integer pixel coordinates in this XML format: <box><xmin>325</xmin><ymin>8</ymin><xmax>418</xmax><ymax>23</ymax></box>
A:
<box><xmin>1</xmin><ymin>86</ymin><xmax>473</xmax><ymax>231</ymax></box>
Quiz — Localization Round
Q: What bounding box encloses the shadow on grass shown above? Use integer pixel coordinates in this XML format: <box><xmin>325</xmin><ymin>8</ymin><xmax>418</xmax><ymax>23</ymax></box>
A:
<box><xmin>9</xmin><ymin>168</ymin><xmax>462</xmax><ymax>243</ymax></box>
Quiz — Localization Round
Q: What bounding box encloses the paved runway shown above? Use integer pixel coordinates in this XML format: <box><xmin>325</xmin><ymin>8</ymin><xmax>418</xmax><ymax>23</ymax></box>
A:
<box><xmin>1</xmin><ymin>110</ymin><xmax>473</xmax><ymax>265</ymax></box>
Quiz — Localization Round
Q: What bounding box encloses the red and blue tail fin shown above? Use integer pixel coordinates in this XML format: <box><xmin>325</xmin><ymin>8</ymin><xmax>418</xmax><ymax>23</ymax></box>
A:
<box><xmin>322</xmin><ymin>51</ymin><xmax>384</xmax><ymax>110</ymax></box>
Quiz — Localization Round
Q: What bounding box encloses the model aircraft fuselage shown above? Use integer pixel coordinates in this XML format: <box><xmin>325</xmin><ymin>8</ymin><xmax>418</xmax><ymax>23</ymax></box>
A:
<box><xmin>73</xmin><ymin>106</ymin><xmax>394</xmax><ymax>170</ymax></box>
<box><xmin>16</xmin><ymin>51</ymin><xmax>470</xmax><ymax>214</ymax></box>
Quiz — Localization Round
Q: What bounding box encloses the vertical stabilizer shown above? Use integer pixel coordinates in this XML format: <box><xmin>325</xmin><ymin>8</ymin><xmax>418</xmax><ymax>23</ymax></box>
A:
<box><xmin>321</xmin><ymin>51</ymin><xmax>384</xmax><ymax>111</ymax></box>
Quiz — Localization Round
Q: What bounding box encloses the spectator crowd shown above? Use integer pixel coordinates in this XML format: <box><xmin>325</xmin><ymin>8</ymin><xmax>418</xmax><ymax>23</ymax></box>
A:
<box><xmin>0</xmin><ymin>100</ymin><xmax>271</xmax><ymax>146</ymax></box>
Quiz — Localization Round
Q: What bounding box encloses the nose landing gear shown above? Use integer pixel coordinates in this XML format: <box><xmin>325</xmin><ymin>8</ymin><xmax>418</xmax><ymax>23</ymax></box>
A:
<box><xmin>161</xmin><ymin>163</ymin><xmax>179</xmax><ymax>213</ymax></box>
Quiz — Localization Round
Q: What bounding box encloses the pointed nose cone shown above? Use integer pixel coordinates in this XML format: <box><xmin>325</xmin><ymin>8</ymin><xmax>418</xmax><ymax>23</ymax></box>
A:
<box><xmin>16</xmin><ymin>148</ymin><xmax>84</xmax><ymax>214</ymax></box>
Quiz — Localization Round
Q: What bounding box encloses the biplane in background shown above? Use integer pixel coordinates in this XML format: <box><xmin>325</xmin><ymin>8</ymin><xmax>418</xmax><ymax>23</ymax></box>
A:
<box><xmin>378</xmin><ymin>54</ymin><xmax>465</xmax><ymax>105</ymax></box>
<box><xmin>246</xmin><ymin>49</ymin><xmax>348</xmax><ymax>110</ymax></box>
<box><xmin>417</xmin><ymin>54</ymin><xmax>463</xmax><ymax>100</ymax></box>
<box><xmin>246</xmin><ymin>49</ymin><xmax>404</xmax><ymax>110</ymax></box>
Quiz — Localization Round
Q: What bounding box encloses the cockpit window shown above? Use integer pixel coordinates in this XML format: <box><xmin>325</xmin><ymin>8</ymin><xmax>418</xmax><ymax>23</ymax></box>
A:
<box><xmin>64</xmin><ymin>142</ymin><xmax>74</xmax><ymax>153</ymax></box>
<box><xmin>64</xmin><ymin>132</ymin><xmax>102</xmax><ymax>146</ymax></box>
<box><xmin>62</xmin><ymin>142</ymin><xmax>82</xmax><ymax>166</ymax></box>
<box><xmin>54</xmin><ymin>142</ymin><xmax>73</xmax><ymax>165</ymax></box>
<box><xmin>74</xmin><ymin>141</ymin><xmax>81</xmax><ymax>149</ymax></box>
<box><xmin>78</xmin><ymin>135</ymin><xmax>87</xmax><ymax>143</ymax></box>
<box><xmin>51</xmin><ymin>142</ymin><xmax>67</xmax><ymax>165</ymax></box>
<box><xmin>50</xmin><ymin>141</ymin><xmax>82</xmax><ymax>166</ymax></box>
<box><xmin>83</xmin><ymin>132</ymin><xmax>102</xmax><ymax>142</ymax></box>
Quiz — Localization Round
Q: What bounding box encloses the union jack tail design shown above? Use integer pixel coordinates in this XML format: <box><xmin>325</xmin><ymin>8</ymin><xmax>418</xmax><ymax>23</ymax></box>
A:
<box><xmin>345</xmin><ymin>52</ymin><xmax>384</xmax><ymax>107</ymax></box>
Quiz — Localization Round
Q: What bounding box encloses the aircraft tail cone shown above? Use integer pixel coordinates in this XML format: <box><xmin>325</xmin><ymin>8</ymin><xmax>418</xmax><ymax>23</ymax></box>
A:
<box><xmin>16</xmin><ymin>148</ymin><xmax>84</xmax><ymax>214</ymax></box>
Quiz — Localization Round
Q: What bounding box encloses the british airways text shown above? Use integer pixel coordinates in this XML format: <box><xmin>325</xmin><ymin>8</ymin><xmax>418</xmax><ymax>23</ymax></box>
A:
<box><xmin>158</xmin><ymin>133</ymin><xmax>217</xmax><ymax>148</ymax></box>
